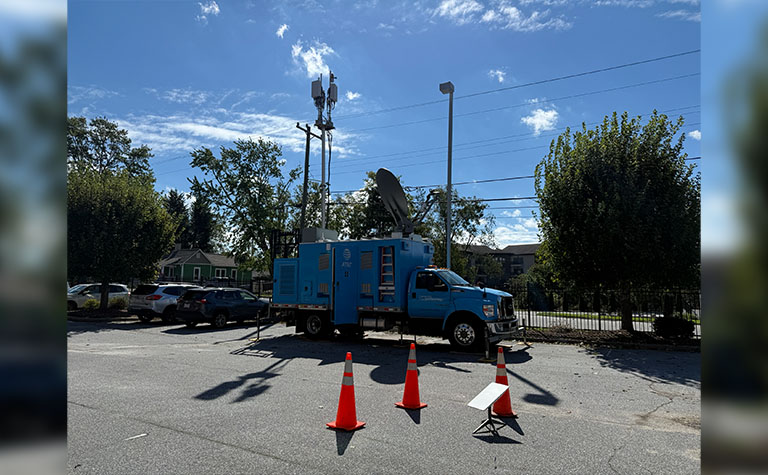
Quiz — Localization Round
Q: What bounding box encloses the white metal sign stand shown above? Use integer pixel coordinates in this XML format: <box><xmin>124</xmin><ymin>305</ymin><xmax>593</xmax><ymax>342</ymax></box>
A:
<box><xmin>467</xmin><ymin>382</ymin><xmax>510</xmax><ymax>436</ymax></box>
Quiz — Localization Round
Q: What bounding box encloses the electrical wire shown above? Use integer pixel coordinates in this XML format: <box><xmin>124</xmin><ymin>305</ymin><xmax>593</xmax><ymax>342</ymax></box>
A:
<box><xmin>335</xmin><ymin>49</ymin><xmax>700</xmax><ymax>120</ymax></box>
<box><xmin>346</xmin><ymin>73</ymin><xmax>700</xmax><ymax>133</ymax></box>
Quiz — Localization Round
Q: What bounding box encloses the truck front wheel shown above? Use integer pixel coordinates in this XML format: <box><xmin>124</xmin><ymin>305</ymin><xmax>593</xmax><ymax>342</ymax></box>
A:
<box><xmin>448</xmin><ymin>318</ymin><xmax>482</xmax><ymax>350</ymax></box>
<box><xmin>304</xmin><ymin>313</ymin><xmax>328</xmax><ymax>339</ymax></box>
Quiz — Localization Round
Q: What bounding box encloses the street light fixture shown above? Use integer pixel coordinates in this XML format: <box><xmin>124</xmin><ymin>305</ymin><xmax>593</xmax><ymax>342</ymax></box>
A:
<box><xmin>440</xmin><ymin>81</ymin><xmax>454</xmax><ymax>269</ymax></box>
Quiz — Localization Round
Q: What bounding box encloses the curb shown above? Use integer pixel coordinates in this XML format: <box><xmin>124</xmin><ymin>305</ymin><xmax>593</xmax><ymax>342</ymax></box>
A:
<box><xmin>522</xmin><ymin>335</ymin><xmax>700</xmax><ymax>352</ymax></box>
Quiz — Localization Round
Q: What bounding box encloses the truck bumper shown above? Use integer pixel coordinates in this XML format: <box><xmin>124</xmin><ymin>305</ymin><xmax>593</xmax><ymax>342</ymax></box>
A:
<box><xmin>485</xmin><ymin>319</ymin><xmax>521</xmax><ymax>342</ymax></box>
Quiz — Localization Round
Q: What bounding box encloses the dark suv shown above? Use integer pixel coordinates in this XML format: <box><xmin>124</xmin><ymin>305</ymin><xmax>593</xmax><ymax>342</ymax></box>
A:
<box><xmin>176</xmin><ymin>287</ymin><xmax>268</xmax><ymax>328</ymax></box>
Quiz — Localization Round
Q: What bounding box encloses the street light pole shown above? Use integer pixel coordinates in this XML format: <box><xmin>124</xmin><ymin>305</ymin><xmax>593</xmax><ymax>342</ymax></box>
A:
<box><xmin>440</xmin><ymin>81</ymin><xmax>455</xmax><ymax>269</ymax></box>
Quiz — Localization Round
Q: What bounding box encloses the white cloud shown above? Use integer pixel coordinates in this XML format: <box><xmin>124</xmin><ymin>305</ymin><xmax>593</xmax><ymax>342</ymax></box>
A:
<box><xmin>276</xmin><ymin>23</ymin><xmax>289</xmax><ymax>38</ymax></box>
<box><xmin>377</xmin><ymin>23</ymin><xmax>396</xmax><ymax>30</ymax></box>
<box><xmin>482</xmin><ymin>3</ymin><xmax>572</xmax><ymax>31</ymax></box>
<box><xmin>656</xmin><ymin>9</ymin><xmax>701</xmax><ymax>21</ymax></box>
<box><xmin>488</xmin><ymin>69</ymin><xmax>506</xmax><ymax>83</ymax></box>
<box><xmin>433</xmin><ymin>0</ymin><xmax>484</xmax><ymax>25</ymax></box>
<box><xmin>67</xmin><ymin>86</ymin><xmax>119</xmax><ymax>105</ymax></box>
<box><xmin>521</xmin><ymin>108</ymin><xmax>559</xmax><ymax>135</ymax></box>
<box><xmin>689</xmin><ymin>129</ymin><xmax>701</xmax><ymax>140</ymax></box>
<box><xmin>196</xmin><ymin>1</ymin><xmax>220</xmax><ymax>24</ymax></box>
<box><xmin>161</xmin><ymin>89</ymin><xmax>211</xmax><ymax>105</ymax></box>
<box><xmin>493</xmin><ymin>222</ymin><xmax>540</xmax><ymax>246</ymax></box>
<box><xmin>345</xmin><ymin>91</ymin><xmax>361</xmax><ymax>101</ymax></box>
<box><xmin>291</xmin><ymin>40</ymin><xmax>336</xmax><ymax>78</ymax></box>
<box><xmin>116</xmin><ymin>108</ymin><xmax>361</xmax><ymax>159</ymax></box>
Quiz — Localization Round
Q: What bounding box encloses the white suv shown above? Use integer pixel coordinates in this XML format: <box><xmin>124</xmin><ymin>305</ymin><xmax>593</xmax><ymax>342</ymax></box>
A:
<box><xmin>67</xmin><ymin>283</ymin><xmax>130</xmax><ymax>310</ymax></box>
<box><xmin>128</xmin><ymin>284</ymin><xmax>202</xmax><ymax>323</ymax></box>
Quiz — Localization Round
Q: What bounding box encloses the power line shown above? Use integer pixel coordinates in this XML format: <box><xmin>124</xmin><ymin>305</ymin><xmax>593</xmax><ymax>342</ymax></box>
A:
<box><xmin>330</xmin><ymin>156</ymin><xmax>700</xmax><ymax>195</ymax></box>
<box><xmin>335</xmin><ymin>49</ymin><xmax>700</xmax><ymax>120</ymax></box>
<box><xmin>332</xmin><ymin>107</ymin><xmax>701</xmax><ymax>172</ymax></box>
<box><xmin>346</xmin><ymin>73</ymin><xmax>699</xmax><ymax>133</ymax></box>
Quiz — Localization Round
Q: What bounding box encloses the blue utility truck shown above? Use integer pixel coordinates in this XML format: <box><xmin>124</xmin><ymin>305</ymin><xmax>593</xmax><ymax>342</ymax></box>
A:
<box><xmin>271</xmin><ymin>234</ymin><xmax>519</xmax><ymax>349</ymax></box>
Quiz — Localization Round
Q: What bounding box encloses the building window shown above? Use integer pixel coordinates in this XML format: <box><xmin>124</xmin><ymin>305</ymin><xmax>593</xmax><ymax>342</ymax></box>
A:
<box><xmin>231</xmin><ymin>269</ymin><xmax>237</xmax><ymax>280</ymax></box>
<box><xmin>215</xmin><ymin>268</ymin><xmax>227</xmax><ymax>278</ymax></box>
<box><xmin>193</xmin><ymin>267</ymin><xmax>201</xmax><ymax>281</ymax></box>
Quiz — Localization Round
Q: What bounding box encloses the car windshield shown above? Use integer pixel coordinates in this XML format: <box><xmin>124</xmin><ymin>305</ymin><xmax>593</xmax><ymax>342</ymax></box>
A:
<box><xmin>68</xmin><ymin>284</ymin><xmax>87</xmax><ymax>294</ymax></box>
<box><xmin>435</xmin><ymin>270</ymin><xmax>469</xmax><ymax>286</ymax></box>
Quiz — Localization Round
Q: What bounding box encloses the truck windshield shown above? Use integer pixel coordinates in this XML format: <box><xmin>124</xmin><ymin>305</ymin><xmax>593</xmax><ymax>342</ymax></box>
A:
<box><xmin>435</xmin><ymin>270</ymin><xmax>469</xmax><ymax>286</ymax></box>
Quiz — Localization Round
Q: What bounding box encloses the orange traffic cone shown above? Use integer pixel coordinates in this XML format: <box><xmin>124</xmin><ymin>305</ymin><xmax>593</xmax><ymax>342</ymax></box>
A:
<box><xmin>492</xmin><ymin>347</ymin><xmax>518</xmax><ymax>418</ymax></box>
<box><xmin>396</xmin><ymin>343</ymin><xmax>427</xmax><ymax>410</ymax></box>
<box><xmin>327</xmin><ymin>352</ymin><xmax>366</xmax><ymax>431</ymax></box>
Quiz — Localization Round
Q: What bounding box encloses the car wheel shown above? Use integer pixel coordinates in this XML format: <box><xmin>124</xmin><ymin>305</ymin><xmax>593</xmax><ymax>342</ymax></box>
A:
<box><xmin>212</xmin><ymin>312</ymin><xmax>227</xmax><ymax>329</ymax></box>
<box><xmin>138</xmin><ymin>314</ymin><xmax>152</xmax><ymax>323</ymax></box>
<box><xmin>448</xmin><ymin>318</ymin><xmax>483</xmax><ymax>350</ymax></box>
<box><xmin>185</xmin><ymin>321</ymin><xmax>198</xmax><ymax>328</ymax></box>
<box><xmin>67</xmin><ymin>301</ymin><xmax>77</xmax><ymax>311</ymax></box>
<box><xmin>161</xmin><ymin>306</ymin><xmax>176</xmax><ymax>324</ymax></box>
<box><xmin>304</xmin><ymin>314</ymin><xmax>328</xmax><ymax>339</ymax></box>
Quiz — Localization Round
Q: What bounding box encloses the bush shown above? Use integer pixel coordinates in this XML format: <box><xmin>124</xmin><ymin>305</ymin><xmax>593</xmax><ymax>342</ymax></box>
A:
<box><xmin>653</xmin><ymin>316</ymin><xmax>694</xmax><ymax>339</ymax></box>
<box><xmin>82</xmin><ymin>299</ymin><xmax>100</xmax><ymax>310</ymax></box>
<box><xmin>108</xmin><ymin>297</ymin><xmax>127</xmax><ymax>310</ymax></box>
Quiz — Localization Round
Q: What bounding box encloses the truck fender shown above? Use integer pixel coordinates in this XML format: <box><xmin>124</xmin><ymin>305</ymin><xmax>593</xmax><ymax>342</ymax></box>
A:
<box><xmin>442</xmin><ymin>310</ymin><xmax>483</xmax><ymax>333</ymax></box>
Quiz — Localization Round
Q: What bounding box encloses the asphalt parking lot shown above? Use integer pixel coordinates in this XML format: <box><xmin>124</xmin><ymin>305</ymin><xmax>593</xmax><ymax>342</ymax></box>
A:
<box><xmin>67</xmin><ymin>319</ymin><xmax>700</xmax><ymax>474</ymax></box>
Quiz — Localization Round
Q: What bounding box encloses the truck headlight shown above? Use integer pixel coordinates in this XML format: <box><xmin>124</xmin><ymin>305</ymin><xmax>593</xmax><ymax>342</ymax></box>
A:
<box><xmin>483</xmin><ymin>304</ymin><xmax>495</xmax><ymax>318</ymax></box>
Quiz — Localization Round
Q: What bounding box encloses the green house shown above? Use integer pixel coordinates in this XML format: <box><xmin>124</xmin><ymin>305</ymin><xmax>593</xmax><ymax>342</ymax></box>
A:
<box><xmin>158</xmin><ymin>247</ymin><xmax>247</xmax><ymax>283</ymax></box>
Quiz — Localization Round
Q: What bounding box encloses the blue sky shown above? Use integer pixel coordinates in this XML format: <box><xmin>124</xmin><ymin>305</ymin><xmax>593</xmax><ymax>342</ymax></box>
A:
<box><xmin>68</xmin><ymin>0</ymin><xmax>701</xmax><ymax>247</ymax></box>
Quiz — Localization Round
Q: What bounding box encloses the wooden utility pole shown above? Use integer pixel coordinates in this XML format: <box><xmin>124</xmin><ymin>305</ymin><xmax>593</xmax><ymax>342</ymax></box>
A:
<box><xmin>296</xmin><ymin>123</ymin><xmax>321</xmax><ymax>234</ymax></box>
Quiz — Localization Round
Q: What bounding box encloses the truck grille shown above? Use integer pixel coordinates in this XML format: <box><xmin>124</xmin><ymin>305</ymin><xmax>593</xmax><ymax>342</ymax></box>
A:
<box><xmin>499</xmin><ymin>297</ymin><xmax>515</xmax><ymax>320</ymax></box>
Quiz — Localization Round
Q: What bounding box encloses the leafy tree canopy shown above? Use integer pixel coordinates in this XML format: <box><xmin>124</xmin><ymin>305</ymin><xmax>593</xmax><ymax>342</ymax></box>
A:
<box><xmin>67</xmin><ymin>116</ymin><xmax>152</xmax><ymax>178</ymax></box>
<box><xmin>534</xmin><ymin>111</ymin><xmax>700</xmax><ymax>330</ymax></box>
<box><xmin>189</xmin><ymin>138</ymin><xmax>300</xmax><ymax>272</ymax></box>
<box><xmin>68</xmin><ymin>169</ymin><xmax>176</xmax><ymax>307</ymax></box>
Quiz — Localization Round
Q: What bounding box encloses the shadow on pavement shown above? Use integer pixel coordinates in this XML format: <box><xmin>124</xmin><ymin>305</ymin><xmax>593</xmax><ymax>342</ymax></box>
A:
<box><xmin>590</xmin><ymin>347</ymin><xmax>700</xmax><ymax>388</ymax></box>
<box><xmin>504</xmin><ymin>348</ymin><xmax>532</xmax><ymax>364</ymax></box>
<box><xmin>473</xmin><ymin>433</ymin><xmax>522</xmax><ymax>444</ymax></box>
<box><xmin>400</xmin><ymin>407</ymin><xmax>422</xmax><ymax>424</ymax></box>
<box><xmin>506</xmin><ymin>368</ymin><xmax>559</xmax><ymax>406</ymax></box>
<box><xmin>67</xmin><ymin>319</ymin><xmax>179</xmax><ymax>337</ymax></box>
<box><xmin>334</xmin><ymin>430</ymin><xmax>355</xmax><ymax>455</ymax></box>
<box><xmin>194</xmin><ymin>359</ymin><xmax>289</xmax><ymax>403</ymax></box>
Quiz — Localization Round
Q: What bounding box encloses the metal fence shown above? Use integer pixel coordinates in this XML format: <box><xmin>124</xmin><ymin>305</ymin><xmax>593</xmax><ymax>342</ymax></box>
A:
<box><xmin>505</xmin><ymin>285</ymin><xmax>701</xmax><ymax>339</ymax></box>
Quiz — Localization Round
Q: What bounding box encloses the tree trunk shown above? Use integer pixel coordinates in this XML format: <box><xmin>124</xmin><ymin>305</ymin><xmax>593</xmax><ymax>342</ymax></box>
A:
<box><xmin>619</xmin><ymin>285</ymin><xmax>634</xmax><ymax>332</ymax></box>
<box><xmin>100</xmin><ymin>280</ymin><xmax>110</xmax><ymax>310</ymax></box>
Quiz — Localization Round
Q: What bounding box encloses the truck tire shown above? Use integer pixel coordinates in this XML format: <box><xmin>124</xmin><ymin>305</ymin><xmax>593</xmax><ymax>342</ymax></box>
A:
<box><xmin>304</xmin><ymin>313</ymin><xmax>328</xmax><ymax>339</ymax></box>
<box><xmin>448</xmin><ymin>317</ymin><xmax>482</xmax><ymax>350</ymax></box>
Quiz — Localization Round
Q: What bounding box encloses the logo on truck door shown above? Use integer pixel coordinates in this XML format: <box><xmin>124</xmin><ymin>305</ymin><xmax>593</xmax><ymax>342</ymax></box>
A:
<box><xmin>342</xmin><ymin>248</ymin><xmax>352</xmax><ymax>268</ymax></box>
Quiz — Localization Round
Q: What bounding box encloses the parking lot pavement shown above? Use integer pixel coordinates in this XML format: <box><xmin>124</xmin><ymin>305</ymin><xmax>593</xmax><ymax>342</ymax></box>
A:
<box><xmin>67</xmin><ymin>320</ymin><xmax>700</xmax><ymax>474</ymax></box>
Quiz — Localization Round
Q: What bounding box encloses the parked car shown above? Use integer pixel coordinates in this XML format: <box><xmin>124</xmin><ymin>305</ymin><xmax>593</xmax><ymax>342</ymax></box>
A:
<box><xmin>128</xmin><ymin>284</ymin><xmax>202</xmax><ymax>323</ymax></box>
<box><xmin>67</xmin><ymin>283</ymin><xmax>130</xmax><ymax>310</ymax></box>
<box><xmin>176</xmin><ymin>287</ymin><xmax>268</xmax><ymax>328</ymax></box>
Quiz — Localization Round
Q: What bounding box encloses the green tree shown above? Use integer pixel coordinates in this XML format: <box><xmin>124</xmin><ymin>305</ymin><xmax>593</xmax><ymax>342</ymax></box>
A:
<box><xmin>163</xmin><ymin>189</ymin><xmax>191</xmax><ymax>247</ymax></box>
<box><xmin>67</xmin><ymin>116</ymin><xmax>152</xmax><ymax>177</ymax></box>
<box><xmin>419</xmin><ymin>188</ymin><xmax>498</xmax><ymax>279</ymax></box>
<box><xmin>189</xmin><ymin>138</ymin><xmax>300</xmax><ymax>272</ymax></box>
<box><xmin>534</xmin><ymin>111</ymin><xmax>700</xmax><ymax>331</ymax></box>
<box><xmin>345</xmin><ymin>171</ymin><xmax>401</xmax><ymax>239</ymax></box>
<box><xmin>188</xmin><ymin>194</ymin><xmax>219</xmax><ymax>253</ymax></box>
<box><xmin>68</xmin><ymin>169</ymin><xmax>176</xmax><ymax>308</ymax></box>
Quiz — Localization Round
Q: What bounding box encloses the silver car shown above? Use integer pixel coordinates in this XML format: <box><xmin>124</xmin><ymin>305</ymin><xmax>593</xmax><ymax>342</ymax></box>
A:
<box><xmin>67</xmin><ymin>283</ymin><xmax>130</xmax><ymax>310</ymax></box>
<box><xmin>128</xmin><ymin>284</ymin><xmax>202</xmax><ymax>323</ymax></box>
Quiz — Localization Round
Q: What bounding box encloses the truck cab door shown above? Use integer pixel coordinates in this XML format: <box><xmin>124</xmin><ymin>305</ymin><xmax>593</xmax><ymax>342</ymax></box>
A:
<box><xmin>408</xmin><ymin>271</ymin><xmax>450</xmax><ymax>319</ymax></box>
